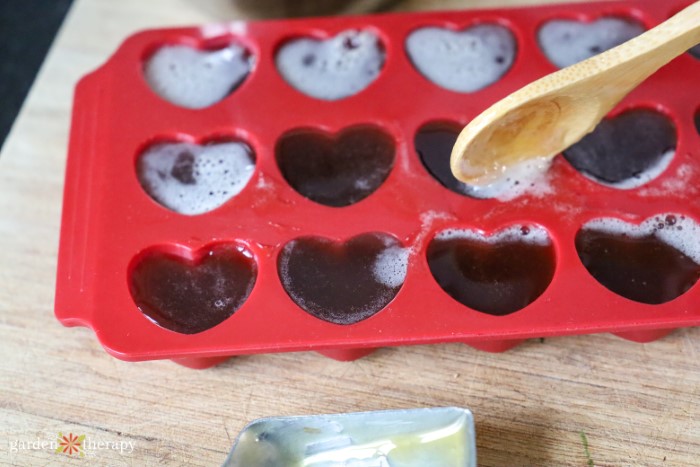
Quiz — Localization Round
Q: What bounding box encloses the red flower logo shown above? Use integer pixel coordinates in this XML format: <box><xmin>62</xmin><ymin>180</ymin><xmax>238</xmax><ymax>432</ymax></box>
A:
<box><xmin>56</xmin><ymin>433</ymin><xmax>85</xmax><ymax>456</ymax></box>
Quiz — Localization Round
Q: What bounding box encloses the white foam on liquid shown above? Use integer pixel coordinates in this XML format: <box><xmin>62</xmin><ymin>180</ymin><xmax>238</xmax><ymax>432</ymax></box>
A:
<box><xmin>583</xmin><ymin>215</ymin><xmax>700</xmax><ymax>265</ymax></box>
<box><xmin>144</xmin><ymin>44</ymin><xmax>252</xmax><ymax>109</ymax></box>
<box><xmin>372</xmin><ymin>245</ymin><xmax>409</xmax><ymax>289</ymax></box>
<box><xmin>436</xmin><ymin>224</ymin><xmax>552</xmax><ymax>247</ymax></box>
<box><xmin>275</xmin><ymin>29</ymin><xmax>384</xmax><ymax>100</ymax></box>
<box><xmin>538</xmin><ymin>17</ymin><xmax>644</xmax><ymax>68</ymax></box>
<box><xmin>459</xmin><ymin>156</ymin><xmax>554</xmax><ymax>201</ymax></box>
<box><xmin>406</xmin><ymin>25</ymin><xmax>516</xmax><ymax>93</ymax></box>
<box><xmin>138</xmin><ymin>142</ymin><xmax>255</xmax><ymax>215</ymax></box>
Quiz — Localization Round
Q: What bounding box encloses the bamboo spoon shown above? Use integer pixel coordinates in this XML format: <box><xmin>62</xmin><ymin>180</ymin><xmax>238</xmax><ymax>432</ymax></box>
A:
<box><xmin>450</xmin><ymin>1</ymin><xmax>700</xmax><ymax>186</ymax></box>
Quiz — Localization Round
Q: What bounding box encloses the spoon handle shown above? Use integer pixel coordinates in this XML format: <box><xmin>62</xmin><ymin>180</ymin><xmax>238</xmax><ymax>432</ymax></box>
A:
<box><xmin>593</xmin><ymin>1</ymin><xmax>700</xmax><ymax>98</ymax></box>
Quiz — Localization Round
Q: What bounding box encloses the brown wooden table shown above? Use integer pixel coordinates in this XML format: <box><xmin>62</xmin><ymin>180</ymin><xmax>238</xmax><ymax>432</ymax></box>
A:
<box><xmin>1</xmin><ymin>0</ymin><xmax>698</xmax><ymax>465</ymax></box>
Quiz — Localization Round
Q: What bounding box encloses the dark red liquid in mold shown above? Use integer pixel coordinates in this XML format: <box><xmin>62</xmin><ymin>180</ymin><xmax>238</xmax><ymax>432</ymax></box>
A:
<box><xmin>130</xmin><ymin>245</ymin><xmax>257</xmax><ymax>334</ymax></box>
<box><xmin>575</xmin><ymin>230</ymin><xmax>700</xmax><ymax>304</ymax></box>
<box><xmin>276</xmin><ymin>126</ymin><xmax>395</xmax><ymax>207</ymax></box>
<box><xmin>427</xmin><ymin>234</ymin><xmax>556</xmax><ymax>315</ymax></box>
<box><xmin>414</xmin><ymin>122</ymin><xmax>469</xmax><ymax>195</ymax></box>
<box><xmin>278</xmin><ymin>233</ymin><xmax>404</xmax><ymax>325</ymax></box>
<box><xmin>563</xmin><ymin>109</ymin><xmax>677</xmax><ymax>185</ymax></box>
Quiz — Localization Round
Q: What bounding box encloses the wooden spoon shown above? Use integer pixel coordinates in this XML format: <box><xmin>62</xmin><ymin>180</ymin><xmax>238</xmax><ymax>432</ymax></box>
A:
<box><xmin>450</xmin><ymin>1</ymin><xmax>700</xmax><ymax>186</ymax></box>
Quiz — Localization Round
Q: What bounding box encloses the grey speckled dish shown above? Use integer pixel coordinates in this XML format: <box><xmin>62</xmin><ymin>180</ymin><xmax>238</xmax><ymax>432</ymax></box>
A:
<box><xmin>223</xmin><ymin>407</ymin><xmax>476</xmax><ymax>467</ymax></box>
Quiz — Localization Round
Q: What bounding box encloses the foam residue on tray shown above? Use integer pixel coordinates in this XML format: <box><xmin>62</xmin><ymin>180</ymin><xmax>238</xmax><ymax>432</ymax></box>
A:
<box><xmin>408</xmin><ymin>211</ymin><xmax>457</xmax><ymax>253</ymax></box>
<box><xmin>582</xmin><ymin>215</ymin><xmax>700</xmax><ymax>264</ymax></box>
<box><xmin>638</xmin><ymin>163</ymin><xmax>698</xmax><ymax>197</ymax></box>
<box><xmin>275</xmin><ymin>29</ymin><xmax>384</xmax><ymax>100</ymax></box>
<box><xmin>255</xmin><ymin>172</ymin><xmax>273</xmax><ymax>191</ymax></box>
<box><xmin>406</xmin><ymin>25</ymin><xmax>516</xmax><ymax>93</ymax></box>
<box><xmin>436</xmin><ymin>224</ymin><xmax>552</xmax><ymax>246</ymax></box>
<box><xmin>144</xmin><ymin>44</ymin><xmax>252</xmax><ymax>108</ymax></box>
<box><xmin>538</xmin><ymin>17</ymin><xmax>645</xmax><ymax>68</ymax></box>
<box><xmin>138</xmin><ymin>142</ymin><xmax>255</xmax><ymax>215</ymax></box>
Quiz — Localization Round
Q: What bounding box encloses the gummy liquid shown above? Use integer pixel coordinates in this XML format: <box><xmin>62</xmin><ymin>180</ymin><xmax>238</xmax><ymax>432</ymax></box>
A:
<box><xmin>130</xmin><ymin>246</ymin><xmax>256</xmax><ymax>334</ymax></box>
<box><xmin>427</xmin><ymin>233</ymin><xmax>556</xmax><ymax>315</ymax></box>
<box><xmin>278</xmin><ymin>233</ymin><xmax>406</xmax><ymax>324</ymax></box>
<box><xmin>563</xmin><ymin>109</ymin><xmax>676</xmax><ymax>187</ymax></box>
<box><xmin>414</xmin><ymin>122</ymin><xmax>464</xmax><ymax>194</ymax></box>
<box><xmin>276</xmin><ymin>127</ymin><xmax>394</xmax><ymax>207</ymax></box>
<box><xmin>575</xmin><ymin>230</ymin><xmax>700</xmax><ymax>304</ymax></box>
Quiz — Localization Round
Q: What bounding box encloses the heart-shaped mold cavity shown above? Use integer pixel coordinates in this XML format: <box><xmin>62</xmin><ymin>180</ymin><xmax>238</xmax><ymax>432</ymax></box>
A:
<box><xmin>276</xmin><ymin>126</ymin><xmax>395</xmax><ymax>207</ymax></box>
<box><xmin>137</xmin><ymin>140</ymin><xmax>255</xmax><ymax>215</ymax></box>
<box><xmin>406</xmin><ymin>24</ymin><xmax>516</xmax><ymax>93</ymax></box>
<box><xmin>538</xmin><ymin>17</ymin><xmax>645</xmax><ymax>68</ymax></box>
<box><xmin>427</xmin><ymin>225</ymin><xmax>555</xmax><ymax>316</ymax></box>
<box><xmin>562</xmin><ymin>109</ymin><xmax>676</xmax><ymax>189</ymax></box>
<box><xmin>276</xmin><ymin>29</ymin><xmax>385</xmax><ymax>100</ymax></box>
<box><xmin>576</xmin><ymin>215</ymin><xmax>700</xmax><ymax>304</ymax></box>
<box><xmin>129</xmin><ymin>244</ymin><xmax>257</xmax><ymax>334</ymax></box>
<box><xmin>415</xmin><ymin>122</ymin><xmax>465</xmax><ymax>194</ymax></box>
<box><xmin>414</xmin><ymin>122</ymin><xmax>552</xmax><ymax>200</ymax></box>
<box><xmin>144</xmin><ymin>43</ymin><xmax>253</xmax><ymax>109</ymax></box>
<box><xmin>278</xmin><ymin>233</ymin><xmax>408</xmax><ymax>325</ymax></box>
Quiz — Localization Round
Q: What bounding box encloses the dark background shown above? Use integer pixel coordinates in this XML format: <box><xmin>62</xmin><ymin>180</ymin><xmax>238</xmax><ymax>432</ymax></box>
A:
<box><xmin>0</xmin><ymin>0</ymin><xmax>73</xmax><ymax>148</ymax></box>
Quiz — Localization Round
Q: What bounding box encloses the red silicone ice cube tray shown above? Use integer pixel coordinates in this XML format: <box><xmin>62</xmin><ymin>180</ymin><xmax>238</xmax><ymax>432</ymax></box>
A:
<box><xmin>57</xmin><ymin>0</ymin><xmax>700</xmax><ymax>369</ymax></box>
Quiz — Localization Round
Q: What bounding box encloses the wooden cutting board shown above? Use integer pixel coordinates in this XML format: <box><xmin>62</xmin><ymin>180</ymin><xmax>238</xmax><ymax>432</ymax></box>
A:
<box><xmin>0</xmin><ymin>0</ymin><xmax>698</xmax><ymax>465</ymax></box>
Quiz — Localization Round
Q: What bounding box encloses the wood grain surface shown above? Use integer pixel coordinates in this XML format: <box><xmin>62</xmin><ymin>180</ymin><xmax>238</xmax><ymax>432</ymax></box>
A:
<box><xmin>1</xmin><ymin>0</ymin><xmax>698</xmax><ymax>465</ymax></box>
